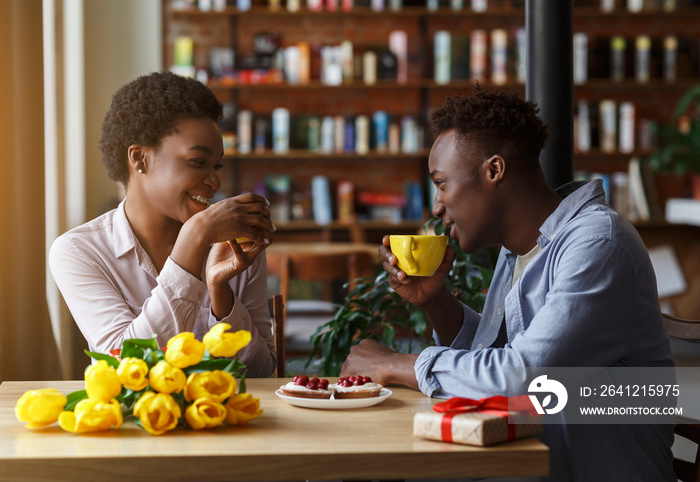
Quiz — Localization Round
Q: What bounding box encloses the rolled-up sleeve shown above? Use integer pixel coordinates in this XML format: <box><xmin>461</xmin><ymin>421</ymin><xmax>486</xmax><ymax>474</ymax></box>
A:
<box><xmin>50</xmin><ymin>236</ymin><xmax>207</xmax><ymax>353</ymax></box>
<box><xmin>416</xmin><ymin>303</ymin><xmax>481</xmax><ymax>397</ymax></box>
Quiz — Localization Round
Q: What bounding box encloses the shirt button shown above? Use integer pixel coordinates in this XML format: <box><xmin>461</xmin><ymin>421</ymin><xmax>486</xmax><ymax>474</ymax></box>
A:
<box><xmin>497</xmin><ymin>309</ymin><xmax>503</xmax><ymax>316</ymax></box>
<box><xmin>477</xmin><ymin>344</ymin><xmax>483</xmax><ymax>349</ymax></box>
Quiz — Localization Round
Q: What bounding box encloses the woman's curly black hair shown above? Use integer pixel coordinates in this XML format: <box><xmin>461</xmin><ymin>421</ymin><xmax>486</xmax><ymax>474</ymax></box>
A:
<box><xmin>430</xmin><ymin>86</ymin><xmax>548</xmax><ymax>169</ymax></box>
<box><xmin>99</xmin><ymin>71</ymin><xmax>223</xmax><ymax>186</ymax></box>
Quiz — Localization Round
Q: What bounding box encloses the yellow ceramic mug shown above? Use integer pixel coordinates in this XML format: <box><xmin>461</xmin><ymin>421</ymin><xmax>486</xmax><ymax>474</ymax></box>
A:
<box><xmin>389</xmin><ymin>235</ymin><xmax>448</xmax><ymax>276</ymax></box>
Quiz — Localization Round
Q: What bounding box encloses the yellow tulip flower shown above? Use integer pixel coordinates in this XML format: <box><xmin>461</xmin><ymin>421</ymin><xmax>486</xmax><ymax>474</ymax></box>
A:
<box><xmin>116</xmin><ymin>357</ymin><xmax>149</xmax><ymax>391</ymax></box>
<box><xmin>224</xmin><ymin>392</ymin><xmax>263</xmax><ymax>425</ymax></box>
<box><xmin>165</xmin><ymin>332</ymin><xmax>205</xmax><ymax>369</ymax></box>
<box><xmin>184</xmin><ymin>370</ymin><xmax>236</xmax><ymax>403</ymax></box>
<box><xmin>185</xmin><ymin>397</ymin><xmax>226</xmax><ymax>430</ymax></box>
<box><xmin>203</xmin><ymin>324</ymin><xmax>252</xmax><ymax>358</ymax></box>
<box><xmin>84</xmin><ymin>360</ymin><xmax>122</xmax><ymax>402</ymax></box>
<box><xmin>148</xmin><ymin>360</ymin><xmax>186</xmax><ymax>394</ymax></box>
<box><xmin>133</xmin><ymin>391</ymin><xmax>181</xmax><ymax>436</ymax></box>
<box><xmin>58</xmin><ymin>398</ymin><xmax>123</xmax><ymax>433</ymax></box>
<box><xmin>15</xmin><ymin>388</ymin><xmax>67</xmax><ymax>429</ymax></box>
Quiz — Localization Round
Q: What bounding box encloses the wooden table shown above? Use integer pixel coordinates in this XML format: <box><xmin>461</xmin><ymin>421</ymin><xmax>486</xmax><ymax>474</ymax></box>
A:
<box><xmin>0</xmin><ymin>379</ymin><xmax>549</xmax><ymax>481</ymax></box>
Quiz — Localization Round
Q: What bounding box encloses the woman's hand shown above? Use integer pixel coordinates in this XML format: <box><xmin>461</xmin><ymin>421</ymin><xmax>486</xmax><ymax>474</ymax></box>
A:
<box><xmin>205</xmin><ymin>239</ymin><xmax>268</xmax><ymax>288</ymax></box>
<box><xmin>379</xmin><ymin>235</ymin><xmax>455</xmax><ymax>307</ymax></box>
<box><xmin>205</xmin><ymin>239</ymin><xmax>269</xmax><ymax>320</ymax></box>
<box><xmin>196</xmin><ymin>192</ymin><xmax>275</xmax><ymax>246</ymax></box>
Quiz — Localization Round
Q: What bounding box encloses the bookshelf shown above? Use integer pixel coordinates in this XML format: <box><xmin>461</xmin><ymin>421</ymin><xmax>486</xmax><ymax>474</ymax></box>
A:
<box><xmin>163</xmin><ymin>0</ymin><xmax>700</xmax><ymax>234</ymax></box>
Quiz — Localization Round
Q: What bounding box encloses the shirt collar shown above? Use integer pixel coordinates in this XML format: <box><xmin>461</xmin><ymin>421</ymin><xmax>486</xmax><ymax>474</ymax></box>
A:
<box><xmin>538</xmin><ymin>179</ymin><xmax>606</xmax><ymax>246</ymax></box>
<box><xmin>112</xmin><ymin>198</ymin><xmax>138</xmax><ymax>258</ymax></box>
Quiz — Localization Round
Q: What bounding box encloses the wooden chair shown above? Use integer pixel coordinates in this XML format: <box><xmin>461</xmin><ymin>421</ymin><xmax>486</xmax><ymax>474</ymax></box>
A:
<box><xmin>268</xmin><ymin>295</ymin><xmax>285</xmax><ymax>377</ymax></box>
<box><xmin>662</xmin><ymin>313</ymin><xmax>700</xmax><ymax>482</ymax></box>
<box><xmin>266</xmin><ymin>242</ymin><xmax>377</xmax><ymax>309</ymax></box>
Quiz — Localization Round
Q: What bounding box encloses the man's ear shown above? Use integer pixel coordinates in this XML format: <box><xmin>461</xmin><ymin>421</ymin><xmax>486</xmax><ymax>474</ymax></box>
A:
<box><xmin>127</xmin><ymin>144</ymin><xmax>147</xmax><ymax>174</ymax></box>
<box><xmin>487</xmin><ymin>155</ymin><xmax>505</xmax><ymax>182</ymax></box>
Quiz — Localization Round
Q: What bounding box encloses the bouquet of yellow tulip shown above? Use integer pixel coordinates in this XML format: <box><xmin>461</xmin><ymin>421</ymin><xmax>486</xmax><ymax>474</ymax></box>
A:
<box><xmin>15</xmin><ymin>323</ymin><xmax>263</xmax><ymax>435</ymax></box>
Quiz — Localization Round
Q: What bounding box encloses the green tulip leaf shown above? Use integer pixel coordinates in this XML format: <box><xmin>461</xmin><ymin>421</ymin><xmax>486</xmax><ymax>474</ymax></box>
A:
<box><xmin>63</xmin><ymin>390</ymin><xmax>88</xmax><ymax>411</ymax></box>
<box><xmin>84</xmin><ymin>350</ymin><xmax>120</xmax><ymax>368</ymax></box>
<box><xmin>123</xmin><ymin>336</ymin><xmax>159</xmax><ymax>351</ymax></box>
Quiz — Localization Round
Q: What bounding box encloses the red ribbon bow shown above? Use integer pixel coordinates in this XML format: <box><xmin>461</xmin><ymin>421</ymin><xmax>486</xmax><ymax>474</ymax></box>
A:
<box><xmin>432</xmin><ymin>395</ymin><xmax>535</xmax><ymax>443</ymax></box>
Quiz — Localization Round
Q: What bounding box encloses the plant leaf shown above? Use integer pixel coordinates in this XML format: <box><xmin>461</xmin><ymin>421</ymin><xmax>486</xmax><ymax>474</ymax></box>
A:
<box><xmin>63</xmin><ymin>390</ymin><xmax>88</xmax><ymax>411</ymax></box>
<box><xmin>84</xmin><ymin>350</ymin><xmax>120</xmax><ymax>368</ymax></box>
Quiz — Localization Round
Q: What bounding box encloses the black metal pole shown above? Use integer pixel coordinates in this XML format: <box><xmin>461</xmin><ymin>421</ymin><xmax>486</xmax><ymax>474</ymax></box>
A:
<box><xmin>526</xmin><ymin>0</ymin><xmax>574</xmax><ymax>189</ymax></box>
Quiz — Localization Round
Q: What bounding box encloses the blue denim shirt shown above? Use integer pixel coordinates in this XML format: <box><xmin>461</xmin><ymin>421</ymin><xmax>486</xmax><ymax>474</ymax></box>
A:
<box><xmin>415</xmin><ymin>180</ymin><xmax>675</xmax><ymax>481</ymax></box>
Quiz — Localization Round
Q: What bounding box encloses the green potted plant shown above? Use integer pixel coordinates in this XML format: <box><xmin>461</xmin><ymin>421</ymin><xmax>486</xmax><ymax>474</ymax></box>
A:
<box><xmin>305</xmin><ymin>219</ymin><xmax>497</xmax><ymax>377</ymax></box>
<box><xmin>647</xmin><ymin>84</ymin><xmax>700</xmax><ymax>200</ymax></box>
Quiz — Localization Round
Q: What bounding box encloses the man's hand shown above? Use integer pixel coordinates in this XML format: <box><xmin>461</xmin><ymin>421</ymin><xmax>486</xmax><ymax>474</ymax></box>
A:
<box><xmin>340</xmin><ymin>339</ymin><xmax>419</xmax><ymax>390</ymax></box>
<box><xmin>379</xmin><ymin>235</ymin><xmax>455</xmax><ymax>307</ymax></box>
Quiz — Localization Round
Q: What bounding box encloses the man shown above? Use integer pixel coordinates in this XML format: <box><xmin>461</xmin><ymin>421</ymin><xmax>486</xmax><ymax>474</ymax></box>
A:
<box><xmin>340</xmin><ymin>89</ymin><xmax>675</xmax><ymax>481</ymax></box>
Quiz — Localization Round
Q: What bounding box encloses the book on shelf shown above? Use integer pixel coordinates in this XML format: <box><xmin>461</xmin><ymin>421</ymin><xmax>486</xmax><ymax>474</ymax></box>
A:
<box><xmin>665</xmin><ymin>198</ymin><xmax>700</xmax><ymax>227</ymax></box>
<box><xmin>434</xmin><ymin>31</ymin><xmax>451</xmax><ymax>85</ymax></box>
<box><xmin>267</xmin><ymin>174</ymin><xmax>291</xmax><ymax>224</ymax></box>
<box><xmin>573</xmin><ymin>33</ymin><xmax>588</xmax><ymax>85</ymax></box>
<box><xmin>337</xmin><ymin>180</ymin><xmax>356</xmax><ymax>224</ymax></box>
<box><xmin>618</xmin><ymin>102</ymin><xmax>635</xmax><ymax>154</ymax></box>
<box><xmin>575</xmin><ymin>100</ymin><xmax>591</xmax><ymax>153</ymax></box>
<box><xmin>515</xmin><ymin>28</ymin><xmax>526</xmax><ymax>84</ymax></box>
<box><xmin>599</xmin><ymin>100</ymin><xmax>617</xmax><ymax>153</ymax></box>
<box><xmin>389</xmin><ymin>31</ymin><xmax>408</xmax><ymax>84</ymax></box>
<box><xmin>490</xmin><ymin>29</ymin><xmax>508</xmax><ymax>86</ymax></box>
<box><xmin>647</xmin><ymin>245</ymin><xmax>687</xmax><ymax>299</ymax></box>
<box><xmin>311</xmin><ymin>175</ymin><xmax>333</xmax><ymax>225</ymax></box>
<box><xmin>628</xmin><ymin>157</ymin><xmax>662</xmax><ymax>222</ymax></box>
<box><xmin>451</xmin><ymin>35</ymin><xmax>470</xmax><ymax>81</ymax></box>
<box><xmin>470</xmin><ymin>30</ymin><xmax>487</xmax><ymax>82</ymax></box>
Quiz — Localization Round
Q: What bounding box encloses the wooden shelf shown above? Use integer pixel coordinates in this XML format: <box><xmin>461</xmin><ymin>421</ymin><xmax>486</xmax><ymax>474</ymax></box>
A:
<box><xmin>573</xmin><ymin>6</ymin><xmax>700</xmax><ymax>18</ymax></box>
<box><xmin>575</xmin><ymin>80</ymin><xmax>699</xmax><ymax>93</ymax></box>
<box><xmin>171</xmin><ymin>6</ymin><xmax>526</xmax><ymax>17</ymax></box>
<box><xmin>574</xmin><ymin>150</ymin><xmax>652</xmax><ymax>173</ymax></box>
<box><xmin>223</xmin><ymin>149</ymin><xmax>430</xmax><ymax>160</ymax></box>
<box><xmin>172</xmin><ymin>5</ymin><xmax>700</xmax><ymax>18</ymax></box>
<box><xmin>209</xmin><ymin>79</ymin><xmax>524</xmax><ymax>91</ymax></box>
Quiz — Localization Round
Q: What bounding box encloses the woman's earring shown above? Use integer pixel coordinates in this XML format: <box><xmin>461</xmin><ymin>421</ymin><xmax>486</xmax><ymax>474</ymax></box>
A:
<box><xmin>138</xmin><ymin>169</ymin><xmax>143</xmax><ymax>174</ymax></box>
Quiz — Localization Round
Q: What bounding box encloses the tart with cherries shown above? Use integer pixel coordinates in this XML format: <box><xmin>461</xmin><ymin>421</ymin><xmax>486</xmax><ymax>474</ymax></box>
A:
<box><xmin>331</xmin><ymin>376</ymin><xmax>383</xmax><ymax>399</ymax></box>
<box><xmin>279</xmin><ymin>376</ymin><xmax>334</xmax><ymax>399</ymax></box>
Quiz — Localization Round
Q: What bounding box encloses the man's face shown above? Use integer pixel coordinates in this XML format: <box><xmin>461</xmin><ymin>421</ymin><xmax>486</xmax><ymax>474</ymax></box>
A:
<box><xmin>429</xmin><ymin>129</ymin><xmax>496</xmax><ymax>253</ymax></box>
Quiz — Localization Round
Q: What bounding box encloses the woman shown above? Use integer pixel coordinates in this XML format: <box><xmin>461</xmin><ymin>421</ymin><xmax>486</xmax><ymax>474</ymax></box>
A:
<box><xmin>50</xmin><ymin>72</ymin><xmax>276</xmax><ymax>377</ymax></box>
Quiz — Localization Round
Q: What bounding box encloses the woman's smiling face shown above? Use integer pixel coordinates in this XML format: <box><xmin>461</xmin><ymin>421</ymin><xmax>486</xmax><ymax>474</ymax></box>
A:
<box><xmin>140</xmin><ymin>117</ymin><xmax>224</xmax><ymax>224</ymax></box>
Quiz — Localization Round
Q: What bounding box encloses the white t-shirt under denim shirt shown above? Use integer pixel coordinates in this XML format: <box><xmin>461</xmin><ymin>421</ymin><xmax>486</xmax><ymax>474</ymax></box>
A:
<box><xmin>49</xmin><ymin>199</ymin><xmax>276</xmax><ymax>378</ymax></box>
<box><xmin>415</xmin><ymin>180</ymin><xmax>675</xmax><ymax>481</ymax></box>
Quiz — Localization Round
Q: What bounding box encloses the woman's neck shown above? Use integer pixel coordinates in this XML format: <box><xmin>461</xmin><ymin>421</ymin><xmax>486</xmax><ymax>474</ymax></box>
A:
<box><xmin>123</xmin><ymin>196</ymin><xmax>181</xmax><ymax>273</ymax></box>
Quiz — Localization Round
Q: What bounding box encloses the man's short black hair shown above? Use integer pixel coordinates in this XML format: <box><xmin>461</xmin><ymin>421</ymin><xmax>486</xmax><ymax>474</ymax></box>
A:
<box><xmin>430</xmin><ymin>86</ymin><xmax>549</xmax><ymax>168</ymax></box>
<box><xmin>99</xmin><ymin>71</ymin><xmax>223</xmax><ymax>186</ymax></box>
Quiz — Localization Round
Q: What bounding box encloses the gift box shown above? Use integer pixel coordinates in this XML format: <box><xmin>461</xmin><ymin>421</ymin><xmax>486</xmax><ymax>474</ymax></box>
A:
<box><xmin>413</xmin><ymin>396</ymin><xmax>543</xmax><ymax>446</ymax></box>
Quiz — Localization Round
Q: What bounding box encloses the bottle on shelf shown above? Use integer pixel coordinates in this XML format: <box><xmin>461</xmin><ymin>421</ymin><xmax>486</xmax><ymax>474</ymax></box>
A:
<box><xmin>634</xmin><ymin>35</ymin><xmax>651</xmax><ymax>83</ymax></box>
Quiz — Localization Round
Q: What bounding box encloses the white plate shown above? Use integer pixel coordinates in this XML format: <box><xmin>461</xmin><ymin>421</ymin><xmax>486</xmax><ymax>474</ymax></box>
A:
<box><xmin>275</xmin><ymin>388</ymin><xmax>393</xmax><ymax>409</ymax></box>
